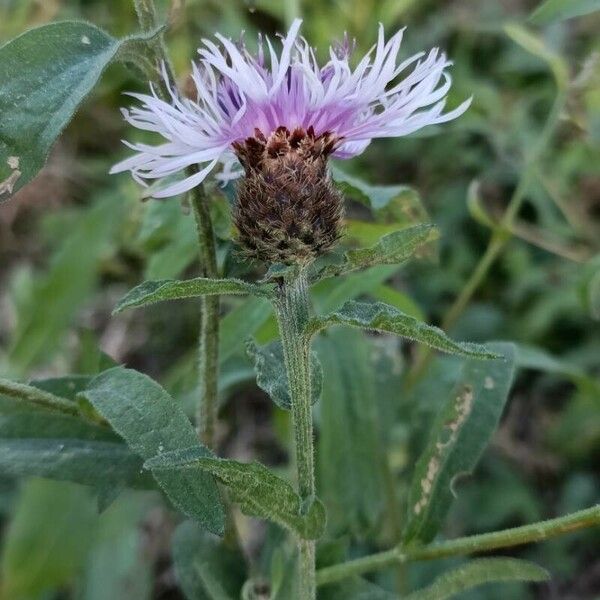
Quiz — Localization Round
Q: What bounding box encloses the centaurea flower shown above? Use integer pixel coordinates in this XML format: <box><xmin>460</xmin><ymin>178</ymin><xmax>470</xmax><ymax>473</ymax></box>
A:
<box><xmin>112</xmin><ymin>19</ymin><xmax>470</xmax><ymax>263</ymax></box>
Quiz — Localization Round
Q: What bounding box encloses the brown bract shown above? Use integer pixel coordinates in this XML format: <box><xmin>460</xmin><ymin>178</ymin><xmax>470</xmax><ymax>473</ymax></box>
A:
<box><xmin>233</xmin><ymin>126</ymin><xmax>344</xmax><ymax>265</ymax></box>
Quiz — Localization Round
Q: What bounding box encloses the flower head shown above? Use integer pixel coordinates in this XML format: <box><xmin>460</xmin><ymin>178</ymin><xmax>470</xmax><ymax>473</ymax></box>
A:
<box><xmin>111</xmin><ymin>19</ymin><xmax>471</xmax><ymax>199</ymax></box>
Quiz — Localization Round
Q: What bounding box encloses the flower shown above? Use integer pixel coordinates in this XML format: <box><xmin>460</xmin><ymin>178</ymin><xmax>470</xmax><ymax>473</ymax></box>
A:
<box><xmin>111</xmin><ymin>19</ymin><xmax>471</xmax><ymax>199</ymax></box>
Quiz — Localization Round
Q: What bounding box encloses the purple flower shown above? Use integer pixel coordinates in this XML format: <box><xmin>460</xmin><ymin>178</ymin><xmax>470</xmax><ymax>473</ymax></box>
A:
<box><xmin>111</xmin><ymin>19</ymin><xmax>471</xmax><ymax>198</ymax></box>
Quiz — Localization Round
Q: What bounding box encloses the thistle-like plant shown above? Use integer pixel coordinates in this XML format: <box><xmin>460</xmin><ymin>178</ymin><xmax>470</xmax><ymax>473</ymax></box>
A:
<box><xmin>0</xmin><ymin>2</ymin><xmax>599</xmax><ymax>600</ymax></box>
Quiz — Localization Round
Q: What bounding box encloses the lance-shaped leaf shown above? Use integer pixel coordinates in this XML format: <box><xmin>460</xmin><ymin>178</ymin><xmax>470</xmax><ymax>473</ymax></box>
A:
<box><xmin>171</xmin><ymin>520</ymin><xmax>246</xmax><ymax>600</ymax></box>
<box><xmin>114</xmin><ymin>277</ymin><xmax>273</xmax><ymax>314</ymax></box>
<box><xmin>146</xmin><ymin>448</ymin><xmax>327</xmax><ymax>540</ymax></box>
<box><xmin>403</xmin><ymin>343</ymin><xmax>515</xmax><ymax>544</ymax></box>
<box><xmin>307</xmin><ymin>302</ymin><xmax>501</xmax><ymax>360</ymax></box>
<box><xmin>0</xmin><ymin>438</ymin><xmax>152</xmax><ymax>489</ymax></box>
<box><xmin>404</xmin><ymin>558</ymin><xmax>549</xmax><ymax>600</ymax></box>
<box><xmin>317</xmin><ymin>224</ymin><xmax>437</xmax><ymax>279</ymax></box>
<box><xmin>81</xmin><ymin>368</ymin><xmax>225</xmax><ymax>535</ymax></box>
<box><xmin>246</xmin><ymin>339</ymin><xmax>322</xmax><ymax>410</ymax></box>
<box><xmin>0</xmin><ymin>21</ymin><xmax>161</xmax><ymax>201</ymax></box>
<box><xmin>530</xmin><ymin>0</ymin><xmax>600</xmax><ymax>24</ymax></box>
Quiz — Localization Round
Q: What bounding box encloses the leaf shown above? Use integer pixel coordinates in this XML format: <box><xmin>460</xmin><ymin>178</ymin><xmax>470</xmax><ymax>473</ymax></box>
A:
<box><xmin>146</xmin><ymin>448</ymin><xmax>327</xmax><ymax>540</ymax></box>
<box><xmin>316</xmin><ymin>329</ymin><xmax>386</xmax><ymax>535</ymax></box>
<box><xmin>1</xmin><ymin>479</ymin><xmax>97</xmax><ymax>599</ymax></box>
<box><xmin>81</xmin><ymin>367</ymin><xmax>225</xmax><ymax>535</ymax></box>
<box><xmin>404</xmin><ymin>558</ymin><xmax>549</xmax><ymax>600</ymax></box>
<box><xmin>308</xmin><ymin>301</ymin><xmax>501</xmax><ymax>360</ymax></box>
<box><xmin>29</xmin><ymin>375</ymin><xmax>92</xmax><ymax>400</ymax></box>
<box><xmin>530</xmin><ymin>0</ymin><xmax>600</xmax><ymax>23</ymax></box>
<box><xmin>403</xmin><ymin>343</ymin><xmax>516</xmax><ymax>544</ymax></box>
<box><xmin>220</xmin><ymin>297</ymin><xmax>273</xmax><ymax>363</ymax></box>
<box><xmin>0</xmin><ymin>21</ymin><xmax>160</xmax><ymax>200</ymax></box>
<box><xmin>246</xmin><ymin>339</ymin><xmax>323</xmax><ymax>410</ymax></box>
<box><xmin>331</xmin><ymin>165</ymin><xmax>429</xmax><ymax>226</ymax></box>
<box><xmin>317</xmin><ymin>224</ymin><xmax>437</xmax><ymax>279</ymax></box>
<box><xmin>320</xmin><ymin>578</ymin><xmax>396</xmax><ymax>600</ymax></box>
<box><xmin>171</xmin><ymin>520</ymin><xmax>246</xmax><ymax>600</ymax></box>
<box><xmin>114</xmin><ymin>277</ymin><xmax>273</xmax><ymax>314</ymax></box>
<box><xmin>0</xmin><ymin>407</ymin><xmax>116</xmax><ymax>441</ymax></box>
<box><xmin>0</xmin><ymin>439</ymin><xmax>152</xmax><ymax>489</ymax></box>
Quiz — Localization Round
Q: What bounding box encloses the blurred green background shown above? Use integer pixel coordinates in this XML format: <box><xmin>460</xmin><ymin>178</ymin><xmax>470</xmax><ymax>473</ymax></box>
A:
<box><xmin>0</xmin><ymin>0</ymin><xmax>599</xmax><ymax>599</ymax></box>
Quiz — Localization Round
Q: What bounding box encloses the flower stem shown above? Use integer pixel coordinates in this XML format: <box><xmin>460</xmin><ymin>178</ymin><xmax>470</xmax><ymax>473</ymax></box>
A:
<box><xmin>274</xmin><ymin>268</ymin><xmax>316</xmax><ymax>599</ymax></box>
<box><xmin>316</xmin><ymin>504</ymin><xmax>600</xmax><ymax>586</ymax></box>
<box><xmin>190</xmin><ymin>184</ymin><xmax>220</xmax><ymax>449</ymax></box>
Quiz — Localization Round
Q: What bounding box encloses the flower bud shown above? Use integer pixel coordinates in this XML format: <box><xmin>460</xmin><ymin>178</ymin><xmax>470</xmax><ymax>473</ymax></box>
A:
<box><xmin>233</xmin><ymin>126</ymin><xmax>344</xmax><ymax>265</ymax></box>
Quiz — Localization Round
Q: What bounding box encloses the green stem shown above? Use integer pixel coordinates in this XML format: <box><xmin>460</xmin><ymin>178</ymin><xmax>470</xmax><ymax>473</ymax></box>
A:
<box><xmin>133</xmin><ymin>0</ymin><xmax>175</xmax><ymax>95</ymax></box>
<box><xmin>274</xmin><ymin>268</ymin><xmax>316</xmax><ymax>600</ymax></box>
<box><xmin>316</xmin><ymin>505</ymin><xmax>600</xmax><ymax>586</ymax></box>
<box><xmin>190</xmin><ymin>185</ymin><xmax>220</xmax><ymax>449</ymax></box>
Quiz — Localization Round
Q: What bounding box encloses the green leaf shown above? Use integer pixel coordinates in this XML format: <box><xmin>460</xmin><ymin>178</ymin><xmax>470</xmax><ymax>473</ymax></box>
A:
<box><xmin>1</xmin><ymin>479</ymin><xmax>97</xmax><ymax>599</ymax></box>
<box><xmin>0</xmin><ymin>439</ymin><xmax>152</xmax><ymax>489</ymax></box>
<box><xmin>0</xmin><ymin>21</ymin><xmax>159</xmax><ymax>200</ymax></box>
<box><xmin>81</xmin><ymin>367</ymin><xmax>225</xmax><ymax>535</ymax></box>
<box><xmin>331</xmin><ymin>166</ymin><xmax>429</xmax><ymax>226</ymax></box>
<box><xmin>308</xmin><ymin>301</ymin><xmax>501</xmax><ymax>360</ymax></box>
<box><xmin>172</xmin><ymin>520</ymin><xmax>246</xmax><ymax>600</ymax></box>
<box><xmin>114</xmin><ymin>277</ymin><xmax>273</xmax><ymax>314</ymax></box>
<box><xmin>220</xmin><ymin>297</ymin><xmax>273</xmax><ymax>363</ymax></box>
<box><xmin>146</xmin><ymin>448</ymin><xmax>327</xmax><ymax>540</ymax></box>
<box><xmin>530</xmin><ymin>0</ymin><xmax>600</xmax><ymax>23</ymax></box>
<box><xmin>317</xmin><ymin>224</ymin><xmax>437</xmax><ymax>279</ymax></box>
<box><xmin>246</xmin><ymin>339</ymin><xmax>322</xmax><ymax>410</ymax></box>
<box><xmin>316</xmin><ymin>329</ymin><xmax>386</xmax><ymax>535</ymax></box>
<box><xmin>0</xmin><ymin>407</ymin><xmax>116</xmax><ymax>441</ymax></box>
<box><xmin>29</xmin><ymin>375</ymin><xmax>92</xmax><ymax>400</ymax></box>
<box><xmin>404</xmin><ymin>558</ymin><xmax>549</xmax><ymax>600</ymax></box>
<box><xmin>403</xmin><ymin>343</ymin><xmax>516</xmax><ymax>544</ymax></box>
<box><xmin>320</xmin><ymin>578</ymin><xmax>396</xmax><ymax>600</ymax></box>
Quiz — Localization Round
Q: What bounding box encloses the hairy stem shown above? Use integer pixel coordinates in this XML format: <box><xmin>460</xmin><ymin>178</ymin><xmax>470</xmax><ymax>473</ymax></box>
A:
<box><xmin>275</xmin><ymin>268</ymin><xmax>316</xmax><ymax>599</ymax></box>
<box><xmin>190</xmin><ymin>184</ymin><xmax>220</xmax><ymax>449</ymax></box>
<box><xmin>133</xmin><ymin>0</ymin><xmax>175</xmax><ymax>88</ymax></box>
<box><xmin>316</xmin><ymin>505</ymin><xmax>600</xmax><ymax>586</ymax></box>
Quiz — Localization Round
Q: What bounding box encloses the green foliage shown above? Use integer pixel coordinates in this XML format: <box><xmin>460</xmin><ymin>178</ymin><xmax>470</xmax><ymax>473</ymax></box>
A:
<box><xmin>308</xmin><ymin>301</ymin><xmax>501</xmax><ymax>359</ymax></box>
<box><xmin>246</xmin><ymin>339</ymin><xmax>322</xmax><ymax>409</ymax></box>
<box><xmin>404</xmin><ymin>559</ymin><xmax>549</xmax><ymax>600</ymax></box>
<box><xmin>147</xmin><ymin>447</ymin><xmax>327</xmax><ymax>540</ymax></box>
<box><xmin>316</xmin><ymin>224</ymin><xmax>436</xmax><ymax>279</ymax></box>
<box><xmin>0</xmin><ymin>438</ymin><xmax>149</xmax><ymax>488</ymax></box>
<box><xmin>8</xmin><ymin>193</ymin><xmax>122</xmax><ymax>373</ymax></box>
<box><xmin>1</xmin><ymin>479</ymin><xmax>97</xmax><ymax>599</ymax></box>
<box><xmin>530</xmin><ymin>0</ymin><xmax>600</xmax><ymax>23</ymax></box>
<box><xmin>316</xmin><ymin>329</ymin><xmax>386</xmax><ymax>536</ymax></box>
<box><xmin>171</xmin><ymin>520</ymin><xmax>246</xmax><ymax>600</ymax></box>
<box><xmin>114</xmin><ymin>277</ymin><xmax>273</xmax><ymax>313</ymax></box>
<box><xmin>0</xmin><ymin>21</ymin><xmax>160</xmax><ymax>199</ymax></box>
<box><xmin>81</xmin><ymin>367</ymin><xmax>225</xmax><ymax>535</ymax></box>
<box><xmin>404</xmin><ymin>343</ymin><xmax>516</xmax><ymax>544</ymax></box>
<box><xmin>331</xmin><ymin>166</ymin><xmax>429</xmax><ymax>226</ymax></box>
